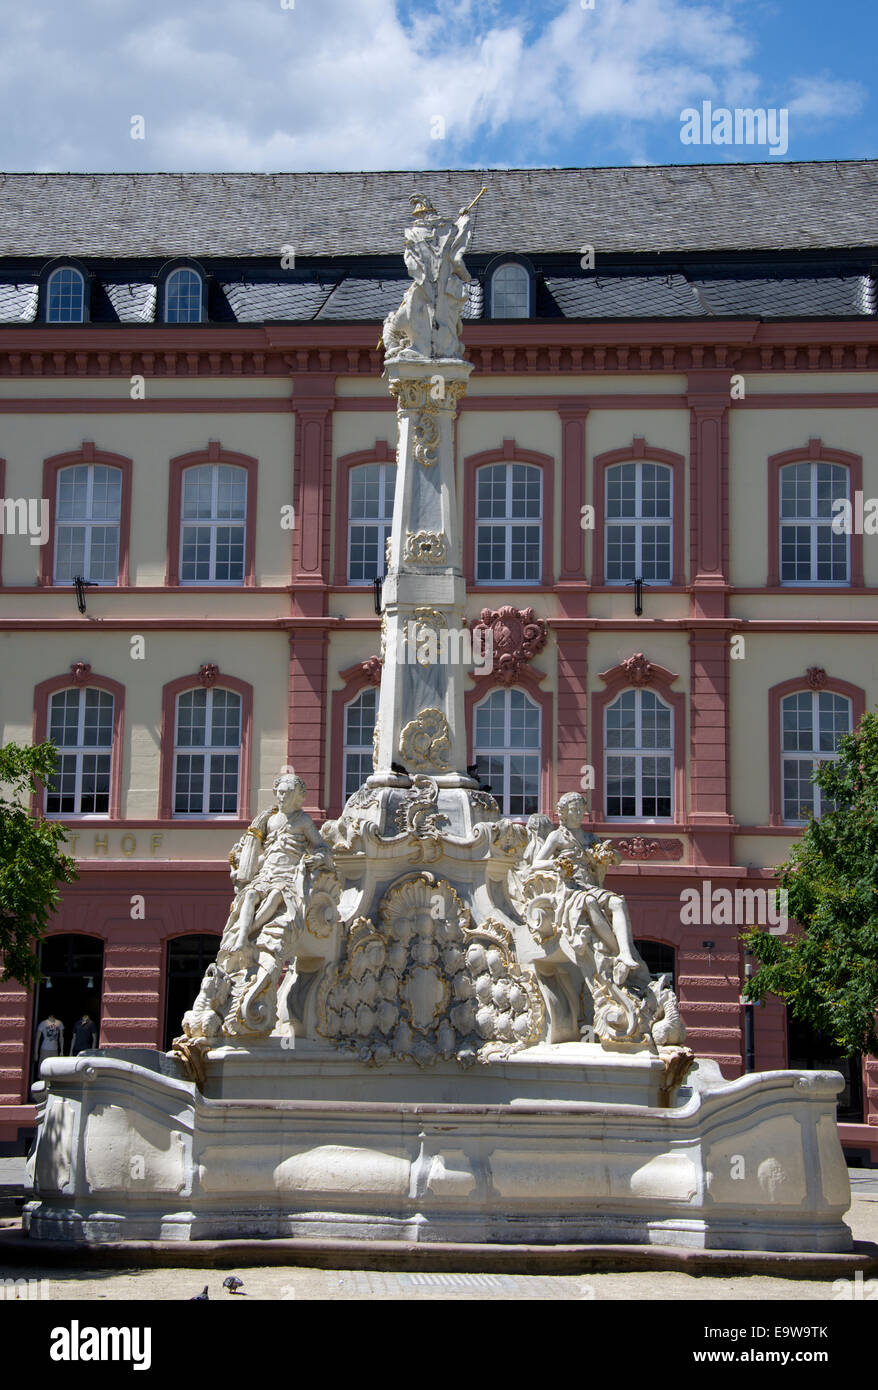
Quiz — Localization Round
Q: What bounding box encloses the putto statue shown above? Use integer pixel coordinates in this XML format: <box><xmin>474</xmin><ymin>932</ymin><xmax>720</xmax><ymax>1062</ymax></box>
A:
<box><xmin>381</xmin><ymin>188</ymin><xmax>485</xmax><ymax>362</ymax></box>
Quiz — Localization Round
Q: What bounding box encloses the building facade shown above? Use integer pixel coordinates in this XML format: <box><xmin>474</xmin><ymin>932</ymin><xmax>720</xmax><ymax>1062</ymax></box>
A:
<box><xmin>1</xmin><ymin>165</ymin><xmax>877</xmax><ymax>1157</ymax></box>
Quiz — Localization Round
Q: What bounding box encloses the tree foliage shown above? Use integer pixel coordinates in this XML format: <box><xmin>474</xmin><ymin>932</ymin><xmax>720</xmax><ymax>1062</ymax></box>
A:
<box><xmin>742</xmin><ymin>710</ymin><xmax>878</xmax><ymax>1057</ymax></box>
<box><xmin>0</xmin><ymin>741</ymin><xmax>77</xmax><ymax>987</ymax></box>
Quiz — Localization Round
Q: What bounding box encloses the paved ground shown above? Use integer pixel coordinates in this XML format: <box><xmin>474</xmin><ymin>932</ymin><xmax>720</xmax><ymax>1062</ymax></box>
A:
<box><xmin>1</xmin><ymin>1159</ymin><xmax>877</xmax><ymax>1300</ymax></box>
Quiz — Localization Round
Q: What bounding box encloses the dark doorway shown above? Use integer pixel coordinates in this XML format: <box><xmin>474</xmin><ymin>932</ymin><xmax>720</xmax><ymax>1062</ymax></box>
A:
<box><xmin>163</xmin><ymin>934</ymin><xmax>221</xmax><ymax>1051</ymax></box>
<box><xmin>634</xmin><ymin>939</ymin><xmax>676</xmax><ymax>986</ymax></box>
<box><xmin>787</xmin><ymin>1010</ymin><xmax>864</xmax><ymax>1122</ymax></box>
<box><xmin>31</xmin><ymin>934</ymin><xmax>104</xmax><ymax>1079</ymax></box>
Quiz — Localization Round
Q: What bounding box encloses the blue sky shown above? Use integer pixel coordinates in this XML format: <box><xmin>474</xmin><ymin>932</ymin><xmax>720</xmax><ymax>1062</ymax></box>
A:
<box><xmin>1</xmin><ymin>0</ymin><xmax>874</xmax><ymax>171</ymax></box>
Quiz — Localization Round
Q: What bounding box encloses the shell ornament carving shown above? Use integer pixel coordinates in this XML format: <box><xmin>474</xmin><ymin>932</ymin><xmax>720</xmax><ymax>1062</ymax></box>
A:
<box><xmin>317</xmin><ymin>874</ymin><xmax>544</xmax><ymax>1066</ymax></box>
<box><xmin>399</xmin><ymin>707</ymin><xmax>452</xmax><ymax>771</ymax></box>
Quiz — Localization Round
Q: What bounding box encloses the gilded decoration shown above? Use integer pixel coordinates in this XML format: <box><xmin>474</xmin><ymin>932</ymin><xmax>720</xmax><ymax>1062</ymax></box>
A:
<box><xmin>399</xmin><ymin>707</ymin><xmax>452</xmax><ymax>771</ymax></box>
<box><xmin>404</xmin><ymin>530</ymin><xmax>449</xmax><ymax>564</ymax></box>
<box><xmin>412</xmin><ymin>607</ymin><xmax>448</xmax><ymax>666</ymax></box>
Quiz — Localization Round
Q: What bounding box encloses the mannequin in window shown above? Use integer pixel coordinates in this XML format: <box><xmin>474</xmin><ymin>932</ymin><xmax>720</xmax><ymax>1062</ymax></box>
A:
<box><xmin>70</xmin><ymin>1014</ymin><xmax>97</xmax><ymax>1055</ymax></box>
<box><xmin>34</xmin><ymin>1014</ymin><xmax>64</xmax><ymax>1069</ymax></box>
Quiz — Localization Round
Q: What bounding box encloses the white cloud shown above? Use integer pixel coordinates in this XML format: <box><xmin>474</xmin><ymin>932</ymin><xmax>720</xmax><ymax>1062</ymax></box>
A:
<box><xmin>0</xmin><ymin>0</ymin><xmax>865</xmax><ymax>171</ymax></box>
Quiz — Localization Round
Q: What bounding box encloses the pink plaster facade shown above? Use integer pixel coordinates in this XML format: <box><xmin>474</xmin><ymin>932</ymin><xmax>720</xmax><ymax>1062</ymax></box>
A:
<box><xmin>1</xmin><ymin>314</ymin><xmax>878</xmax><ymax>1160</ymax></box>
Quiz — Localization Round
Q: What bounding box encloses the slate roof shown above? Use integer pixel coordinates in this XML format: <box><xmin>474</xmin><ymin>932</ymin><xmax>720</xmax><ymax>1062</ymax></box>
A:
<box><xmin>1</xmin><ymin>162</ymin><xmax>878</xmax><ymax>258</ymax></box>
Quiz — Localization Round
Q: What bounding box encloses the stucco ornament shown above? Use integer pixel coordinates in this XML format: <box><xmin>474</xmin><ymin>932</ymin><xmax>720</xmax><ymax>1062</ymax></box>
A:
<box><xmin>381</xmin><ymin>190</ymin><xmax>483</xmax><ymax>362</ymax></box>
<box><xmin>622</xmin><ymin>653</ymin><xmax>655</xmax><ymax>687</ymax></box>
<box><xmin>806</xmin><ymin>666</ymin><xmax>828</xmax><ymax>690</ymax></box>
<box><xmin>404</xmin><ymin>530</ymin><xmax>449</xmax><ymax>564</ymax></box>
<box><xmin>471</xmin><ymin>606</ymin><xmax>548</xmax><ymax>684</ymax></box>
<box><xmin>317</xmin><ymin>874</ymin><xmax>543</xmax><ymax>1066</ymax></box>
<box><xmin>70</xmin><ymin>661</ymin><xmax>92</xmax><ymax>685</ymax></box>
<box><xmin>399</xmin><ymin>707</ymin><xmax>452</xmax><ymax>772</ymax></box>
<box><xmin>514</xmin><ymin>792</ymin><xmax>687</xmax><ymax>1051</ymax></box>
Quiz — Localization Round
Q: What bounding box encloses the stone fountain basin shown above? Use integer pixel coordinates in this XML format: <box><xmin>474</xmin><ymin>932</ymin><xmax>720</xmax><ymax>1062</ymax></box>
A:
<box><xmin>22</xmin><ymin>1045</ymin><xmax>852</xmax><ymax>1252</ymax></box>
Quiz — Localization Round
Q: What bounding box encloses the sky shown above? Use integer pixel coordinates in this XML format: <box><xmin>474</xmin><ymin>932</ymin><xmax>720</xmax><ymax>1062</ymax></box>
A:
<box><xmin>1</xmin><ymin>0</ymin><xmax>875</xmax><ymax>172</ymax></box>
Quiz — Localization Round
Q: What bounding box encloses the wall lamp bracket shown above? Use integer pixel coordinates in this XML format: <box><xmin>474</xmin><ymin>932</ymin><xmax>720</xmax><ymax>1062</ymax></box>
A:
<box><xmin>73</xmin><ymin>576</ymin><xmax>98</xmax><ymax>614</ymax></box>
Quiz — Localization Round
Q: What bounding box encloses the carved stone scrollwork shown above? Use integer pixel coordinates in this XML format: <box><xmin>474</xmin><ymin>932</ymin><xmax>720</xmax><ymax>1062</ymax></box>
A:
<box><xmin>317</xmin><ymin>875</ymin><xmax>544</xmax><ymax>1065</ymax></box>
<box><xmin>612</xmin><ymin>837</ymin><xmax>684</xmax><ymax>861</ymax></box>
<box><xmin>622</xmin><ymin>653</ymin><xmax>654</xmax><ymax>687</ymax></box>
<box><xmin>806</xmin><ymin>666</ymin><xmax>828</xmax><ymax>690</ymax></box>
<box><xmin>413</xmin><ymin>409</ymin><xmax>440</xmax><ymax>467</ymax></box>
<box><xmin>404</xmin><ymin>530</ymin><xmax>449</xmax><ymax>564</ymax></box>
<box><xmin>470</xmin><ymin>605</ymin><xmax>548</xmax><ymax>685</ymax></box>
<box><xmin>198</xmin><ymin>663</ymin><xmax>220</xmax><ymax>687</ymax></box>
<box><xmin>395</xmin><ymin>775</ymin><xmax>450</xmax><ymax>836</ymax></box>
<box><xmin>399</xmin><ymin>707</ymin><xmax>452</xmax><ymax>772</ymax></box>
<box><xmin>70</xmin><ymin>661</ymin><xmax>92</xmax><ymax>685</ymax></box>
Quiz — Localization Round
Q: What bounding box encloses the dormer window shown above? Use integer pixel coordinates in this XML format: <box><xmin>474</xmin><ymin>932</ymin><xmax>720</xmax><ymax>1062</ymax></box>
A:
<box><xmin>489</xmin><ymin>260</ymin><xmax>531</xmax><ymax>318</ymax></box>
<box><xmin>163</xmin><ymin>265</ymin><xmax>204</xmax><ymax>323</ymax></box>
<box><xmin>45</xmin><ymin>266</ymin><xmax>86</xmax><ymax>323</ymax></box>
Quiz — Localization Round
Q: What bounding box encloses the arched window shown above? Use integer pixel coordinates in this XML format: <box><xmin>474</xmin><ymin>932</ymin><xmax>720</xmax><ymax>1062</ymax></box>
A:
<box><xmin>605</xmin><ymin>461</ymin><xmax>673</xmax><ymax>583</ymax></box>
<box><xmin>173</xmin><ymin>686</ymin><xmax>242</xmax><ymax>816</ymax></box>
<box><xmin>490</xmin><ymin>262</ymin><xmax>530</xmax><ymax>318</ymax></box>
<box><xmin>53</xmin><ymin>462</ymin><xmax>123</xmax><ymax>584</ymax></box>
<box><xmin>604</xmin><ymin>688</ymin><xmax>673</xmax><ymax>820</ymax></box>
<box><xmin>343</xmin><ymin>687</ymin><xmax>377</xmax><ymax>798</ymax></box>
<box><xmin>180</xmin><ymin>463</ymin><xmax>247</xmax><ymax>584</ymax></box>
<box><xmin>164</xmin><ymin>267</ymin><xmax>203</xmax><ymax>323</ymax></box>
<box><xmin>473</xmin><ymin>687</ymin><xmax>541</xmax><ymax>816</ymax></box>
<box><xmin>163</xmin><ymin>935</ymin><xmax>221</xmax><ymax>1050</ymax></box>
<box><xmin>45</xmin><ymin>266</ymin><xmax>86</xmax><ymax>323</ymax></box>
<box><xmin>779</xmin><ymin>460</ymin><xmax>849</xmax><ymax>584</ymax></box>
<box><xmin>634</xmin><ymin>939</ymin><xmax>676</xmax><ymax>986</ymax></box>
<box><xmin>475</xmin><ymin>462</ymin><xmax>542</xmax><ymax>583</ymax></box>
<box><xmin>45</xmin><ymin>686</ymin><xmax>115</xmax><ymax>816</ymax></box>
<box><xmin>780</xmin><ymin>689</ymin><xmax>852</xmax><ymax>823</ymax></box>
<box><xmin>348</xmin><ymin>462</ymin><xmax>396</xmax><ymax>582</ymax></box>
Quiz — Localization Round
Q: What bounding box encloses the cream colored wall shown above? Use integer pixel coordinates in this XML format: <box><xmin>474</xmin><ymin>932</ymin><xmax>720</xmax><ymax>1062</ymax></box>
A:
<box><xmin>1</xmin><ymin>407</ymin><xmax>294</xmax><ymax>587</ymax></box>
<box><xmin>729</xmin><ymin>409</ymin><xmax>878</xmax><ymax>588</ymax></box>
<box><xmin>729</xmin><ymin>634</ymin><xmax>878</xmax><ymax>828</ymax></box>
<box><xmin>0</xmin><ymin>378</ymin><xmax>291</xmax><ymax>398</ymax></box>
<box><xmin>0</xmin><ymin>627</ymin><xmax>290</xmax><ymax>848</ymax></box>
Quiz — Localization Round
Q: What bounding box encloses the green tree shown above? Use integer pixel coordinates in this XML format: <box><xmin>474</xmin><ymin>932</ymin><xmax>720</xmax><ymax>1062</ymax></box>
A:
<box><xmin>0</xmin><ymin>741</ymin><xmax>77</xmax><ymax>987</ymax></box>
<box><xmin>743</xmin><ymin>710</ymin><xmax>878</xmax><ymax>1057</ymax></box>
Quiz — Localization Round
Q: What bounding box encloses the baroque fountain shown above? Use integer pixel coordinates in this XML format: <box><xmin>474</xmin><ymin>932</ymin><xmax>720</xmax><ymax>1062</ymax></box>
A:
<box><xmin>25</xmin><ymin>194</ymin><xmax>852</xmax><ymax>1250</ymax></box>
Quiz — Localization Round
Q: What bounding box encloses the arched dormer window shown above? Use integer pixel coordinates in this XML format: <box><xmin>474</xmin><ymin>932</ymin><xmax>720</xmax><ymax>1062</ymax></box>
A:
<box><xmin>487</xmin><ymin>258</ymin><xmax>533</xmax><ymax>319</ymax></box>
<box><xmin>43</xmin><ymin>263</ymin><xmax>88</xmax><ymax>323</ymax></box>
<box><xmin>160</xmin><ymin>262</ymin><xmax>206</xmax><ymax>324</ymax></box>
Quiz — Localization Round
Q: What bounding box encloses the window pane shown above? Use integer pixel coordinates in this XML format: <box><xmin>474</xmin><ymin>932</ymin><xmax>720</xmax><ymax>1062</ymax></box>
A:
<box><xmin>491</xmin><ymin>263</ymin><xmax>529</xmax><ymax>317</ymax></box>
<box><xmin>165</xmin><ymin>268</ymin><xmax>202</xmax><ymax>323</ymax></box>
<box><xmin>47</xmin><ymin>267</ymin><xmax>85</xmax><ymax>323</ymax></box>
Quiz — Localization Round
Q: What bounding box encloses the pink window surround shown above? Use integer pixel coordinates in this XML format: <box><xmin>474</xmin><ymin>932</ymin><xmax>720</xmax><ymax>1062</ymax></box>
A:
<box><xmin>158</xmin><ymin>670</ymin><xmax>253</xmax><ymax>821</ymax></box>
<box><xmin>31</xmin><ymin>669</ymin><xmax>126</xmax><ymax>820</ymax></box>
<box><xmin>768</xmin><ymin>672</ymin><xmax>865</xmax><ymax>826</ymax></box>
<box><xmin>767</xmin><ymin>439</ymin><xmax>864</xmax><ymax>588</ymax></box>
<box><xmin>166</xmin><ymin>442</ymin><xmax>258</xmax><ymax>588</ymax></box>
<box><xmin>463</xmin><ymin>440</ymin><xmax>555</xmax><ymax>588</ymax></box>
<box><xmin>333</xmin><ymin>440</ymin><xmax>395</xmax><ymax>586</ymax></box>
<box><xmin>38</xmin><ymin>443</ymin><xmax>133</xmax><ymax>588</ymax></box>
<box><xmin>587</xmin><ymin>657</ymin><xmax>686</xmax><ymax>828</ymax></box>
<box><xmin>465</xmin><ymin>666</ymin><xmax>554</xmax><ymax>814</ymax></box>
<box><xmin>591</xmin><ymin>438</ymin><xmax>686</xmax><ymax>587</ymax></box>
<box><xmin>328</xmin><ymin>657</ymin><xmax>382</xmax><ymax>817</ymax></box>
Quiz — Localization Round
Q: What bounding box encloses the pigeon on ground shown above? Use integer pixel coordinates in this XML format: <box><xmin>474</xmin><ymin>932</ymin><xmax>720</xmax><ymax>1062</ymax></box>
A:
<box><xmin>223</xmin><ymin>1275</ymin><xmax>244</xmax><ymax>1294</ymax></box>
<box><xmin>190</xmin><ymin>1286</ymin><xmax>209</xmax><ymax>1301</ymax></box>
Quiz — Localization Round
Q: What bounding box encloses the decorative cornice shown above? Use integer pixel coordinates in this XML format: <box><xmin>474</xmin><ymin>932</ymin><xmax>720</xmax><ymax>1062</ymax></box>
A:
<box><xmin>611</xmin><ymin>837</ymin><xmax>684</xmax><ymax>861</ymax></box>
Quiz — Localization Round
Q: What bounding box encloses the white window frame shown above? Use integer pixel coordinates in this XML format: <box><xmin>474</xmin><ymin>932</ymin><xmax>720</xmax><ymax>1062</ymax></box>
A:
<box><xmin>172</xmin><ymin>686</ymin><xmax>242</xmax><ymax>818</ymax></box>
<box><xmin>53</xmin><ymin>463</ymin><xmax>122</xmax><ymax>585</ymax></box>
<box><xmin>164</xmin><ymin>267</ymin><xmax>203</xmax><ymax>324</ymax></box>
<box><xmin>475</xmin><ymin>462</ymin><xmax>542</xmax><ymax>584</ymax></box>
<box><xmin>179</xmin><ymin>464</ymin><xmax>247</xmax><ymax>586</ymax></box>
<box><xmin>490</xmin><ymin>262</ymin><xmax>530</xmax><ymax>318</ymax></box>
<box><xmin>472</xmin><ymin>687</ymin><xmax>542</xmax><ymax>818</ymax></box>
<box><xmin>45</xmin><ymin>687</ymin><xmax>114</xmax><ymax>818</ymax></box>
<box><xmin>347</xmin><ymin>462</ymin><xmax>396</xmax><ymax>583</ymax></box>
<box><xmin>780</xmin><ymin>690</ymin><xmax>852</xmax><ymax>825</ymax></box>
<box><xmin>779</xmin><ymin>460</ymin><xmax>850</xmax><ymax>586</ymax></box>
<box><xmin>45</xmin><ymin>266</ymin><xmax>86</xmax><ymax>323</ymax></box>
<box><xmin>605</xmin><ymin>461</ymin><xmax>673</xmax><ymax>585</ymax></box>
<box><xmin>604</xmin><ymin>688</ymin><xmax>674</xmax><ymax>822</ymax></box>
<box><xmin>343</xmin><ymin>687</ymin><xmax>377</xmax><ymax>798</ymax></box>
